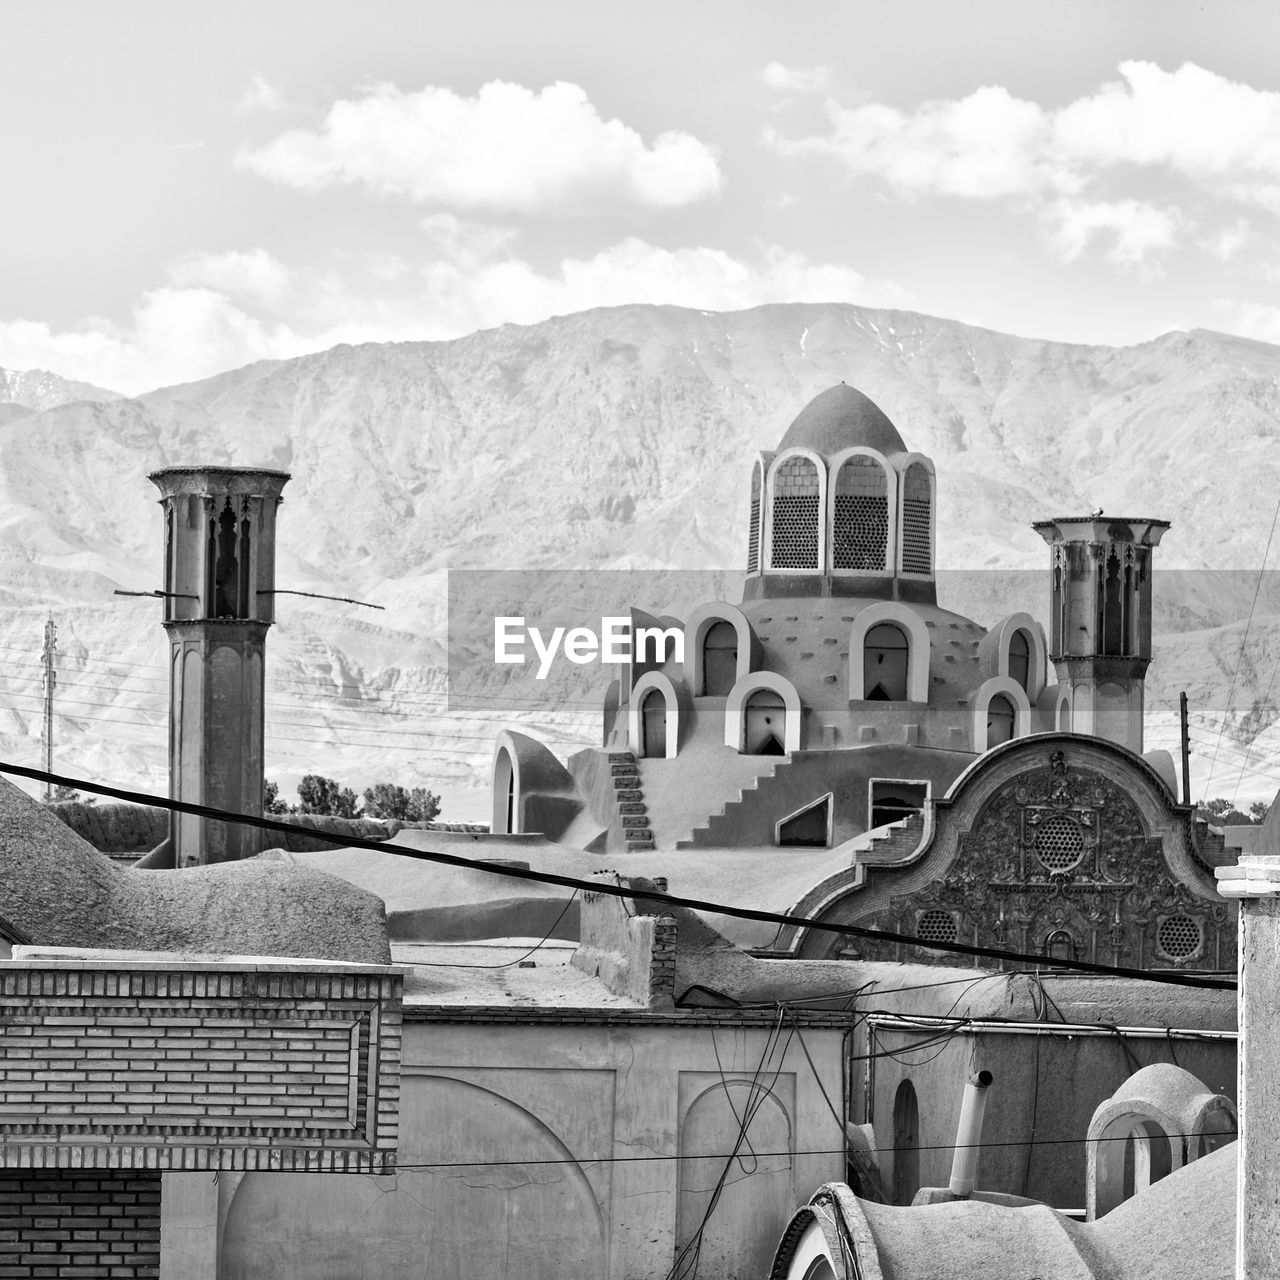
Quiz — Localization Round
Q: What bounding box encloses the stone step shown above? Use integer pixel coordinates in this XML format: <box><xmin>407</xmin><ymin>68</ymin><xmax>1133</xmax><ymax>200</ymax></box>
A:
<box><xmin>610</xmin><ymin>763</ymin><xmax>641</xmax><ymax>778</ymax></box>
<box><xmin>611</xmin><ymin>775</ymin><xmax>641</xmax><ymax>790</ymax></box>
<box><xmin>626</xmin><ymin>838</ymin><xmax>656</xmax><ymax>852</ymax></box>
<box><xmin>608</xmin><ymin>752</ymin><xmax>636</xmax><ymax>764</ymax></box>
<box><xmin>621</xmin><ymin>815</ymin><xmax>651</xmax><ymax>831</ymax></box>
<box><xmin>618</xmin><ymin>802</ymin><xmax>648</xmax><ymax>817</ymax></box>
<box><xmin>615</xmin><ymin>788</ymin><xmax>644</xmax><ymax>803</ymax></box>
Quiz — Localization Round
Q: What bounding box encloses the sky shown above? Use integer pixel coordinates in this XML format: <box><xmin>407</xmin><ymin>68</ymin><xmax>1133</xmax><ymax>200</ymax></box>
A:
<box><xmin>3</xmin><ymin>0</ymin><xmax>1280</xmax><ymax>394</ymax></box>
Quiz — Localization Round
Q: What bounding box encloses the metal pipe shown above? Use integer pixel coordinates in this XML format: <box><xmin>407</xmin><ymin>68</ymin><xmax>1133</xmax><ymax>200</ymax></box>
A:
<box><xmin>867</xmin><ymin>1014</ymin><xmax>1236</xmax><ymax>1042</ymax></box>
<box><xmin>948</xmin><ymin>1069</ymin><xmax>994</xmax><ymax>1198</ymax></box>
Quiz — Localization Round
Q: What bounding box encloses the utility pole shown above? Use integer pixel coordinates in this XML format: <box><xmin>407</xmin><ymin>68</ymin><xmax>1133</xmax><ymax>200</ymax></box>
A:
<box><xmin>41</xmin><ymin>616</ymin><xmax>57</xmax><ymax>800</ymax></box>
<box><xmin>1179</xmin><ymin>690</ymin><xmax>1191</xmax><ymax>805</ymax></box>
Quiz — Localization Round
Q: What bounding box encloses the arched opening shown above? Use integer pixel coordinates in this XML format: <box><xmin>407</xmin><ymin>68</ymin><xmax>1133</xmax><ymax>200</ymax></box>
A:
<box><xmin>864</xmin><ymin>624</ymin><xmax>909</xmax><ymax>701</ymax></box>
<box><xmin>491</xmin><ymin>748</ymin><xmax>517</xmax><ymax>835</ymax></box>
<box><xmin>833</xmin><ymin>455</ymin><xmax>888</xmax><ymax>570</ymax></box>
<box><xmin>986</xmin><ymin>693</ymin><xmax>1016</xmax><ymax>746</ymax></box>
<box><xmin>1009</xmin><ymin>629</ymin><xmax>1031</xmax><ymax>691</ymax></box>
<box><xmin>1057</xmin><ymin>696</ymin><xmax>1071</xmax><ymax>732</ymax></box>
<box><xmin>778</xmin><ymin>796</ymin><xmax>830</xmax><ymax>847</ymax></box>
<box><xmin>1043</xmin><ymin>929</ymin><xmax>1077</xmax><ymax>963</ymax></box>
<box><xmin>892</xmin><ymin>1080</ymin><xmax>920</xmax><ymax>1205</ymax></box>
<box><xmin>747</xmin><ymin>461</ymin><xmax>762</xmax><ymax>574</ymax></box>
<box><xmin>640</xmin><ymin>688</ymin><xmax>668</xmax><ymax>759</ymax></box>
<box><xmin>900</xmin><ymin>463</ymin><xmax>932</xmax><ymax>574</ymax></box>
<box><xmin>703</xmin><ymin>620</ymin><xmax>738</xmax><ymax>697</ymax></box>
<box><xmin>1102</xmin><ymin>549</ymin><xmax>1123</xmax><ymax>655</ymax></box>
<box><xmin>771</xmin><ymin>455</ymin><xmax>821</xmax><ymax>569</ymax></box>
<box><xmin>1196</xmin><ymin>1108</ymin><xmax>1237</xmax><ymax>1159</ymax></box>
<box><xmin>1123</xmin><ymin>1122</ymin><xmax>1172</xmax><ymax>1200</ymax></box>
<box><xmin>745</xmin><ymin>689</ymin><xmax>787</xmax><ymax>755</ymax></box>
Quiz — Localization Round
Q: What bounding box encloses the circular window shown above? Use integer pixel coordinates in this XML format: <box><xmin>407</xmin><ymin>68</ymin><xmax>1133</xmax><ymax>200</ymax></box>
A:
<box><xmin>916</xmin><ymin>909</ymin><xmax>958</xmax><ymax>944</ymax></box>
<box><xmin>1158</xmin><ymin>914</ymin><xmax>1202</xmax><ymax>962</ymax></box>
<box><xmin>1034</xmin><ymin>814</ymin><xmax>1085</xmax><ymax>872</ymax></box>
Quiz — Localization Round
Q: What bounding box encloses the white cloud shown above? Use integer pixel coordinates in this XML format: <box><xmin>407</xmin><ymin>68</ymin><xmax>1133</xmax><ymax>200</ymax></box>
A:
<box><xmin>761</xmin><ymin>62</ymin><xmax>831</xmax><ymax>94</ymax></box>
<box><xmin>769</xmin><ymin>60</ymin><xmax>1280</xmax><ymax>271</ymax></box>
<box><xmin>237</xmin><ymin>74</ymin><xmax>288</xmax><ymax>114</ymax></box>
<box><xmin>0</xmin><ymin>240</ymin><xmax>909</xmax><ymax>394</ymax></box>
<box><xmin>766</xmin><ymin>83</ymin><xmax>1069</xmax><ymax>199</ymax></box>
<box><xmin>168</xmin><ymin>248</ymin><xmax>293</xmax><ymax>306</ymax></box>
<box><xmin>1203</xmin><ymin>219</ymin><xmax>1251</xmax><ymax>262</ymax></box>
<box><xmin>1234</xmin><ymin>302</ymin><xmax>1280</xmax><ymax>345</ymax></box>
<box><xmin>1042</xmin><ymin>199</ymin><xmax>1181</xmax><ymax>274</ymax></box>
<box><xmin>420</xmin><ymin>213</ymin><xmax>519</xmax><ymax>265</ymax></box>
<box><xmin>237</xmin><ymin>79</ymin><xmax>723</xmax><ymax>212</ymax></box>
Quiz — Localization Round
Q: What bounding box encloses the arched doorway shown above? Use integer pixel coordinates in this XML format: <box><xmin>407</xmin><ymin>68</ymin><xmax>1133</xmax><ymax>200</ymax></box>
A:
<box><xmin>986</xmin><ymin>693</ymin><xmax>1016</xmax><ymax>746</ymax></box>
<box><xmin>745</xmin><ymin>689</ymin><xmax>787</xmax><ymax>755</ymax></box>
<box><xmin>864</xmin><ymin>623</ymin><xmax>908</xmax><ymax>701</ymax></box>
<box><xmin>1009</xmin><ymin>630</ymin><xmax>1031</xmax><ymax>691</ymax></box>
<box><xmin>702</xmin><ymin>620</ymin><xmax>738</xmax><ymax>696</ymax></box>
<box><xmin>892</xmin><ymin>1080</ymin><xmax>920</xmax><ymax>1205</ymax></box>
<box><xmin>641</xmin><ymin>688</ymin><xmax>668</xmax><ymax>758</ymax></box>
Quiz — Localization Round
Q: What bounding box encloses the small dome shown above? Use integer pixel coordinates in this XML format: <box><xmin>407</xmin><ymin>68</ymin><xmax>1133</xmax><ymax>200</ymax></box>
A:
<box><xmin>777</xmin><ymin>384</ymin><xmax>906</xmax><ymax>458</ymax></box>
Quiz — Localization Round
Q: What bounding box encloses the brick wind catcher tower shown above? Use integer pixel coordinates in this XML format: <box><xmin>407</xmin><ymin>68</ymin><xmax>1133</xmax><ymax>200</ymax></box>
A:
<box><xmin>1033</xmin><ymin>515</ymin><xmax>1169</xmax><ymax>753</ymax></box>
<box><xmin>149</xmin><ymin>467</ymin><xmax>290</xmax><ymax>866</ymax></box>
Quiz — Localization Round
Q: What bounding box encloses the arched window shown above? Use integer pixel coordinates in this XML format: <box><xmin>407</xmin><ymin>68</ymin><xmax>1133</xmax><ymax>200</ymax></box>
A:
<box><xmin>1102</xmin><ymin>548</ymin><xmax>1123</xmax><ymax>655</ymax></box>
<box><xmin>492</xmin><ymin>747</ymin><xmax>516</xmax><ymax>835</ymax></box>
<box><xmin>900</xmin><ymin>463</ymin><xmax>932</xmax><ymax>574</ymax></box>
<box><xmin>864</xmin><ymin>624</ymin><xmax>909</xmax><ymax>701</ymax></box>
<box><xmin>1057</xmin><ymin>695</ymin><xmax>1071</xmax><ymax>732</ymax></box>
<box><xmin>986</xmin><ymin>694</ymin><xmax>1016</xmax><ymax>746</ymax></box>
<box><xmin>771</xmin><ymin>456</ymin><xmax>820</xmax><ymax>569</ymax></box>
<box><xmin>1044</xmin><ymin>929</ymin><xmax>1076</xmax><ymax>963</ymax></box>
<box><xmin>703</xmin><ymin>620</ymin><xmax>738</xmax><ymax>697</ymax></box>
<box><xmin>747</xmin><ymin>461</ymin><xmax>762</xmax><ymax>574</ymax></box>
<box><xmin>640</xmin><ymin>689</ymin><xmax>667</xmax><ymax>758</ymax></box>
<box><xmin>892</xmin><ymin>1081</ymin><xmax>920</xmax><ymax>1205</ymax></box>
<box><xmin>1009</xmin><ymin>630</ymin><xmax>1031</xmax><ymax>691</ymax></box>
<box><xmin>832</xmin><ymin>456</ymin><xmax>888</xmax><ymax>570</ymax></box>
<box><xmin>744</xmin><ymin>689</ymin><xmax>787</xmax><ymax>755</ymax></box>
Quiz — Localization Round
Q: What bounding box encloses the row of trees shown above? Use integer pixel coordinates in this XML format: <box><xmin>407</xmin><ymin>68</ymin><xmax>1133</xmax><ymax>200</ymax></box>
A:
<box><xmin>1197</xmin><ymin>797</ymin><xmax>1270</xmax><ymax>826</ymax></box>
<box><xmin>264</xmin><ymin>775</ymin><xmax>441</xmax><ymax>823</ymax></box>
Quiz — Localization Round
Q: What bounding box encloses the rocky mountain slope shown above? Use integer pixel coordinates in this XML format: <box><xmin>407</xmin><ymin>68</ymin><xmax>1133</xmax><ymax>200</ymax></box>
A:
<box><xmin>1</xmin><ymin>302</ymin><xmax>1279</xmax><ymax>815</ymax></box>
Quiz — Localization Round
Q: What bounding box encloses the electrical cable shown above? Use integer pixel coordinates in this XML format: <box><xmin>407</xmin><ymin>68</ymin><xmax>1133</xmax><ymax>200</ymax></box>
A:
<box><xmin>0</xmin><ymin>757</ymin><xmax>1239</xmax><ymax>991</ymax></box>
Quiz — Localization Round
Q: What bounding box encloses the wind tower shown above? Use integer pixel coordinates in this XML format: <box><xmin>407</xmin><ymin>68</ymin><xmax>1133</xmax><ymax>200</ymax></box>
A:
<box><xmin>1033</xmin><ymin>515</ymin><xmax>1169</xmax><ymax>753</ymax></box>
<box><xmin>150</xmin><ymin>466</ymin><xmax>290</xmax><ymax>866</ymax></box>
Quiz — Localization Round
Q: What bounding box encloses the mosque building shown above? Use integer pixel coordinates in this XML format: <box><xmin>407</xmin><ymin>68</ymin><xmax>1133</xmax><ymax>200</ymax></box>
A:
<box><xmin>491</xmin><ymin>384</ymin><xmax>1235</xmax><ymax>974</ymax></box>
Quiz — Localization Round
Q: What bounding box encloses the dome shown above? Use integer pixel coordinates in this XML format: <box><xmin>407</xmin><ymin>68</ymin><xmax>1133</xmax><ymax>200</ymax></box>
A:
<box><xmin>776</xmin><ymin>384</ymin><xmax>906</xmax><ymax>458</ymax></box>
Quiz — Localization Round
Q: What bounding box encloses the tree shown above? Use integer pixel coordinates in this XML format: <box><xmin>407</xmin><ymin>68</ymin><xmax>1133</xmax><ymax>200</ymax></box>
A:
<box><xmin>1250</xmin><ymin>800</ymin><xmax>1272</xmax><ymax>824</ymax></box>
<box><xmin>44</xmin><ymin>783</ymin><xmax>92</xmax><ymax>805</ymax></box>
<box><xmin>263</xmin><ymin>780</ymin><xmax>294</xmax><ymax>815</ymax></box>
<box><xmin>296</xmin><ymin>774</ymin><xmax>361</xmax><ymax>819</ymax></box>
<box><xmin>1197</xmin><ymin>797</ymin><xmax>1253</xmax><ymax>826</ymax></box>
<box><xmin>362</xmin><ymin>782</ymin><xmax>441</xmax><ymax>823</ymax></box>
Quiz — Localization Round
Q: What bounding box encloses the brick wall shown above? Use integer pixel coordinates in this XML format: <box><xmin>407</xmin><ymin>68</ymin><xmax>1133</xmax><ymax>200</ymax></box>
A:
<box><xmin>0</xmin><ymin>1171</ymin><xmax>161</xmax><ymax>1278</ymax></box>
<box><xmin>0</xmin><ymin>956</ymin><xmax>402</xmax><ymax>1172</ymax></box>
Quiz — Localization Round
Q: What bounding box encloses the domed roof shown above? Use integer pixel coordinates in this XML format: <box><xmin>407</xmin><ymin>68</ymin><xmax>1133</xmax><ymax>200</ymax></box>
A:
<box><xmin>776</xmin><ymin>384</ymin><xmax>906</xmax><ymax>458</ymax></box>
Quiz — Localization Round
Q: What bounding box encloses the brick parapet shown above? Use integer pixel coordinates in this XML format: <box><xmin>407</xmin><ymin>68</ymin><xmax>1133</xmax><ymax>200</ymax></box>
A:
<box><xmin>0</xmin><ymin>956</ymin><xmax>404</xmax><ymax>1173</ymax></box>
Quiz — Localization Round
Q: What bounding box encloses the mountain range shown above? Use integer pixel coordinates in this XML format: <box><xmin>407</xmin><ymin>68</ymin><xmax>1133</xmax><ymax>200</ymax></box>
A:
<box><xmin>2</xmin><ymin>301</ymin><xmax>1279</xmax><ymax>817</ymax></box>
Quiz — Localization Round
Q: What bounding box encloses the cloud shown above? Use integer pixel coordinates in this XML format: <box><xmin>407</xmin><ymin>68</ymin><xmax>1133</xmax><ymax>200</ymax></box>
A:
<box><xmin>237</xmin><ymin>74</ymin><xmax>289</xmax><ymax>114</ymax></box>
<box><xmin>1041</xmin><ymin>199</ymin><xmax>1181</xmax><ymax>274</ymax></box>
<box><xmin>0</xmin><ymin>240</ymin><xmax>909</xmax><ymax>394</ymax></box>
<box><xmin>168</xmin><ymin>248</ymin><xmax>293</xmax><ymax>306</ymax></box>
<box><xmin>768</xmin><ymin>60</ymin><xmax>1280</xmax><ymax>270</ymax></box>
<box><xmin>1203</xmin><ymin>219</ymin><xmax>1250</xmax><ymax>262</ymax></box>
<box><xmin>420</xmin><ymin>213</ymin><xmax>519</xmax><ymax>265</ymax></box>
<box><xmin>766</xmin><ymin>83</ymin><xmax>1068</xmax><ymax>199</ymax></box>
<box><xmin>237</xmin><ymin>79</ymin><xmax>723</xmax><ymax>212</ymax></box>
<box><xmin>1234</xmin><ymin>302</ymin><xmax>1280</xmax><ymax>345</ymax></box>
<box><xmin>761</xmin><ymin>62</ymin><xmax>831</xmax><ymax>94</ymax></box>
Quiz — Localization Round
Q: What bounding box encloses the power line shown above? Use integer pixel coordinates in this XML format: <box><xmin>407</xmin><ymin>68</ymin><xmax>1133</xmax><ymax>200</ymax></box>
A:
<box><xmin>0</xmin><ymin>758</ymin><xmax>1237</xmax><ymax>991</ymax></box>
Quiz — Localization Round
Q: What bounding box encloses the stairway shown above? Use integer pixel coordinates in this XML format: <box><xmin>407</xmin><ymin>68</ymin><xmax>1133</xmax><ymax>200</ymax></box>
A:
<box><xmin>676</xmin><ymin>757</ymin><xmax>789</xmax><ymax>849</ymax></box>
<box><xmin>608</xmin><ymin>751</ymin><xmax>655</xmax><ymax>851</ymax></box>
